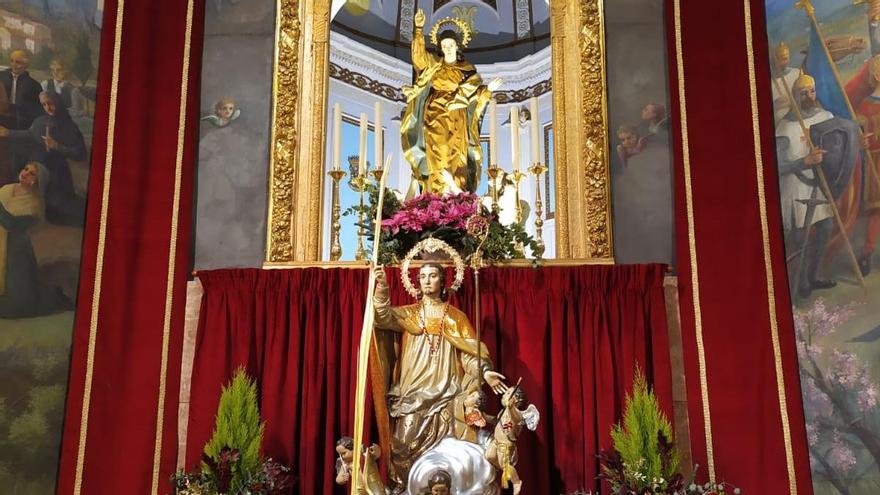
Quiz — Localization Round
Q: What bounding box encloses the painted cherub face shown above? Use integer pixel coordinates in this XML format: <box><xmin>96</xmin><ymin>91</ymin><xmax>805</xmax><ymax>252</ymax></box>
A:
<box><xmin>217</xmin><ymin>102</ymin><xmax>236</xmax><ymax>120</ymax></box>
<box><xmin>431</xmin><ymin>485</ymin><xmax>450</xmax><ymax>495</ymax></box>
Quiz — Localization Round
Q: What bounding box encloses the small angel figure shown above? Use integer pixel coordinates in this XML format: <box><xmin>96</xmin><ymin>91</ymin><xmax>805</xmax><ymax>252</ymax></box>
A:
<box><xmin>484</xmin><ymin>384</ymin><xmax>540</xmax><ymax>495</ymax></box>
<box><xmin>334</xmin><ymin>436</ymin><xmax>355</xmax><ymax>485</ymax></box>
<box><xmin>201</xmin><ymin>97</ymin><xmax>240</xmax><ymax>127</ymax></box>
<box><xmin>422</xmin><ymin>470</ymin><xmax>452</xmax><ymax>495</ymax></box>
<box><xmin>334</xmin><ymin>437</ymin><xmax>387</xmax><ymax>495</ymax></box>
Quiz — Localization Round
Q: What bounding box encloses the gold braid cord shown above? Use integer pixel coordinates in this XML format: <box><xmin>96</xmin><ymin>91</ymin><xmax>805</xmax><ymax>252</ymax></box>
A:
<box><xmin>400</xmin><ymin>238</ymin><xmax>466</xmax><ymax>298</ymax></box>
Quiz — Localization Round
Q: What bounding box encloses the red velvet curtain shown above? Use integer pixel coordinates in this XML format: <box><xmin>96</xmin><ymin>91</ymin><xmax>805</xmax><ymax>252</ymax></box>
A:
<box><xmin>57</xmin><ymin>0</ymin><xmax>206</xmax><ymax>493</ymax></box>
<box><xmin>664</xmin><ymin>0</ymin><xmax>813</xmax><ymax>492</ymax></box>
<box><xmin>186</xmin><ymin>264</ymin><xmax>672</xmax><ymax>494</ymax></box>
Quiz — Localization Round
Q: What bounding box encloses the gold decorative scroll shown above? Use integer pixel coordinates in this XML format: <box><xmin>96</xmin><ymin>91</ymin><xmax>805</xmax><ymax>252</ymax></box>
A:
<box><xmin>266</xmin><ymin>0</ymin><xmax>613</xmax><ymax>263</ymax></box>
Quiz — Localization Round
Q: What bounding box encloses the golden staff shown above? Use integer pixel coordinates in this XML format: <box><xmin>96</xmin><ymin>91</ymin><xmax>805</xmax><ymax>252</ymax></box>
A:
<box><xmin>779</xmin><ymin>74</ymin><xmax>866</xmax><ymax>289</ymax></box>
<box><xmin>796</xmin><ymin>0</ymin><xmax>880</xmax><ymax>193</ymax></box>
<box><xmin>351</xmin><ymin>166</ymin><xmax>390</xmax><ymax>495</ymax></box>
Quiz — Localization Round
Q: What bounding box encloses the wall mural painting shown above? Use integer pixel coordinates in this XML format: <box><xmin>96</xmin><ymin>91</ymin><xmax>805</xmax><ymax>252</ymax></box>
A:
<box><xmin>765</xmin><ymin>0</ymin><xmax>880</xmax><ymax>492</ymax></box>
<box><xmin>0</xmin><ymin>0</ymin><xmax>102</xmax><ymax>493</ymax></box>
<box><xmin>193</xmin><ymin>0</ymin><xmax>275</xmax><ymax>270</ymax></box>
<box><xmin>605</xmin><ymin>0</ymin><xmax>675</xmax><ymax>266</ymax></box>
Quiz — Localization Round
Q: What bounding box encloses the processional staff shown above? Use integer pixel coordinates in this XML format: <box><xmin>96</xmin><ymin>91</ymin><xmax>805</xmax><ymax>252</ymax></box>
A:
<box><xmin>351</xmin><ymin>165</ymin><xmax>390</xmax><ymax>495</ymax></box>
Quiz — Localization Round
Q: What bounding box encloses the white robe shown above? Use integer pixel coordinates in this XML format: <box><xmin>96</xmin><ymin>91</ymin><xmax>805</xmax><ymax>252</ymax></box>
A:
<box><xmin>775</xmin><ymin>109</ymin><xmax>833</xmax><ymax>231</ymax></box>
<box><xmin>771</xmin><ymin>67</ymin><xmax>802</xmax><ymax>124</ymax></box>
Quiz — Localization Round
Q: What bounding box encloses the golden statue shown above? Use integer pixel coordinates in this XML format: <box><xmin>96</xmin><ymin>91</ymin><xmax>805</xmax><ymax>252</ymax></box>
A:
<box><xmin>401</xmin><ymin>9</ymin><xmax>503</xmax><ymax>195</ymax></box>
<box><xmin>371</xmin><ymin>240</ymin><xmax>508</xmax><ymax>491</ymax></box>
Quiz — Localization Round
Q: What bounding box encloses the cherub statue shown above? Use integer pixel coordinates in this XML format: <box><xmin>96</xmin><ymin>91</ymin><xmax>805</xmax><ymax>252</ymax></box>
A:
<box><xmin>484</xmin><ymin>384</ymin><xmax>540</xmax><ymax>495</ymax></box>
<box><xmin>334</xmin><ymin>436</ymin><xmax>355</xmax><ymax>486</ymax></box>
<box><xmin>335</xmin><ymin>437</ymin><xmax>388</xmax><ymax>495</ymax></box>
<box><xmin>423</xmin><ymin>470</ymin><xmax>452</xmax><ymax>495</ymax></box>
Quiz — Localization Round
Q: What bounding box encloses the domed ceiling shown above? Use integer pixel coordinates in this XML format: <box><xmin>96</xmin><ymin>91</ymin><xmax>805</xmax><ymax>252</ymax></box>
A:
<box><xmin>331</xmin><ymin>0</ymin><xmax>551</xmax><ymax>64</ymax></box>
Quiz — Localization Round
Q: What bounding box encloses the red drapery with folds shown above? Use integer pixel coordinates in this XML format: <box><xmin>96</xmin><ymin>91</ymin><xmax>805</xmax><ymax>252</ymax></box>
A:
<box><xmin>665</xmin><ymin>0</ymin><xmax>813</xmax><ymax>492</ymax></box>
<box><xmin>185</xmin><ymin>264</ymin><xmax>672</xmax><ymax>494</ymax></box>
<box><xmin>57</xmin><ymin>0</ymin><xmax>206</xmax><ymax>493</ymax></box>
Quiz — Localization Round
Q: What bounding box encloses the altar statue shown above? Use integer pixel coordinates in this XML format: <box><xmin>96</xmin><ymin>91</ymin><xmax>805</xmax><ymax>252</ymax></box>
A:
<box><xmin>401</xmin><ymin>9</ymin><xmax>502</xmax><ymax>195</ymax></box>
<box><xmin>372</xmin><ymin>239</ymin><xmax>508</xmax><ymax>491</ymax></box>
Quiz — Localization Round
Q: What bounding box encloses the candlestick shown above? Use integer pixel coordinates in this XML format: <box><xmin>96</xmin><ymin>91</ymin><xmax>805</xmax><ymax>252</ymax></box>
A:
<box><xmin>486</xmin><ymin>166</ymin><xmax>503</xmax><ymax>216</ymax></box>
<box><xmin>511</xmin><ymin>170</ymin><xmax>526</xmax><ymax>257</ymax></box>
<box><xmin>530</xmin><ymin>97</ymin><xmax>540</xmax><ymax>166</ymax></box>
<box><xmin>358</xmin><ymin>112</ymin><xmax>368</xmax><ymax>177</ymax></box>
<box><xmin>353</xmin><ymin>174</ymin><xmax>368</xmax><ymax>261</ymax></box>
<box><xmin>328</xmin><ymin>169</ymin><xmax>347</xmax><ymax>260</ymax></box>
<box><xmin>332</xmin><ymin>103</ymin><xmax>341</xmax><ymax>171</ymax></box>
<box><xmin>510</xmin><ymin>106</ymin><xmax>520</xmax><ymax>172</ymax></box>
<box><xmin>528</xmin><ymin>162</ymin><xmax>549</xmax><ymax>255</ymax></box>
<box><xmin>374</xmin><ymin>101</ymin><xmax>382</xmax><ymax>176</ymax></box>
<box><xmin>489</xmin><ymin>98</ymin><xmax>497</xmax><ymax>165</ymax></box>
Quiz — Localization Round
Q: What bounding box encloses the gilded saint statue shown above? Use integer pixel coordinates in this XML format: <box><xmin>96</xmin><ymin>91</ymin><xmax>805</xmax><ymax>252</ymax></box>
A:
<box><xmin>372</xmin><ymin>258</ymin><xmax>508</xmax><ymax>492</ymax></box>
<box><xmin>401</xmin><ymin>10</ymin><xmax>503</xmax><ymax>195</ymax></box>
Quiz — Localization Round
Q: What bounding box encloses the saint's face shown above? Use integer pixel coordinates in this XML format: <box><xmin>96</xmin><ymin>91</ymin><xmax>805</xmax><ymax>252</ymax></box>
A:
<box><xmin>800</xmin><ymin>86</ymin><xmax>817</xmax><ymax>105</ymax></box>
<box><xmin>775</xmin><ymin>53</ymin><xmax>790</xmax><ymax>72</ymax></box>
<box><xmin>618</xmin><ymin>132</ymin><xmax>638</xmax><ymax>151</ymax></box>
<box><xmin>40</xmin><ymin>95</ymin><xmax>57</xmax><ymax>116</ymax></box>
<box><xmin>440</xmin><ymin>38</ymin><xmax>458</xmax><ymax>63</ymax></box>
<box><xmin>50</xmin><ymin>61</ymin><xmax>68</xmax><ymax>81</ymax></box>
<box><xmin>419</xmin><ymin>266</ymin><xmax>443</xmax><ymax>298</ymax></box>
<box><xmin>10</xmin><ymin>54</ymin><xmax>28</xmax><ymax>75</ymax></box>
<box><xmin>430</xmin><ymin>485</ymin><xmax>450</xmax><ymax>495</ymax></box>
<box><xmin>19</xmin><ymin>163</ymin><xmax>38</xmax><ymax>188</ymax></box>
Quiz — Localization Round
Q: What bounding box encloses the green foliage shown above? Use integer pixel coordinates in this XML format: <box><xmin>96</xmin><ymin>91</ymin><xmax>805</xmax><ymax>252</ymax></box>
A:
<box><xmin>204</xmin><ymin>368</ymin><xmax>265</xmax><ymax>486</ymax></box>
<box><xmin>609</xmin><ymin>370</ymin><xmax>679</xmax><ymax>486</ymax></box>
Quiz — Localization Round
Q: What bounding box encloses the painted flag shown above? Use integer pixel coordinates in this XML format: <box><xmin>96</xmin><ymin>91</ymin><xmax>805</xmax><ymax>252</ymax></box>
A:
<box><xmin>805</xmin><ymin>22</ymin><xmax>852</xmax><ymax>119</ymax></box>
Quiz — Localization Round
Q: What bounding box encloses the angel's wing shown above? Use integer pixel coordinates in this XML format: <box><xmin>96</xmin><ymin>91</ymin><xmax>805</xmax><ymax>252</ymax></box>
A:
<box><xmin>200</xmin><ymin>114</ymin><xmax>221</xmax><ymax>125</ymax></box>
<box><xmin>522</xmin><ymin>404</ymin><xmax>540</xmax><ymax>431</ymax></box>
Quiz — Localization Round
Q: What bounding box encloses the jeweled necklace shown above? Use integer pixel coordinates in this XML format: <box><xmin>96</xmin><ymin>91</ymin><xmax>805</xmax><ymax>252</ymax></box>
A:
<box><xmin>419</xmin><ymin>297</ymin><xmax>449</xmax><ymax>355</ymax></box>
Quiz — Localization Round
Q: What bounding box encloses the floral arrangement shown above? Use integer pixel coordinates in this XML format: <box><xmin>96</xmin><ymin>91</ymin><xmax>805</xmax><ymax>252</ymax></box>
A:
<box><xmin>171</xmin><ymin>369</ymin><xmax>294</xmax><ymax>494</ymax></box>
<box><xmin>346</xmin><ymin>186</ymin><xmax>541</xmax><ymax>264</ymax></box>
<box><xmin>597</xmin><ymin>371</ymin><xmax>741</xmax><ymax>495</ymax></box>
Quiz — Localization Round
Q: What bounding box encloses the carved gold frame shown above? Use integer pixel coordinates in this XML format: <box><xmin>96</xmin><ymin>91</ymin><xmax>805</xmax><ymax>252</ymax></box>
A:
<box><xmin>265</xmin><ymin>0</ymin><xmax>613</xmax><ymax>264</ymax></box>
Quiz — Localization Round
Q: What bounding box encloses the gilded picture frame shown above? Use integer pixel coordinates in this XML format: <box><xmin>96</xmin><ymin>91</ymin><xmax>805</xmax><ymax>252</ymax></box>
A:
<box><xmin>264</xmin><ymin>0</ymin><xmax>613</xmax><ymax>263</ymax></box>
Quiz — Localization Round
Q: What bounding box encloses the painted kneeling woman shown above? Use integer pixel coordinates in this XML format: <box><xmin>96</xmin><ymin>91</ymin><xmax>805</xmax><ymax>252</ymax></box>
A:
<box><xmin>0</xmin><ymin>161</ymin><xmax>71</xmax><ymax>317</ymax></box>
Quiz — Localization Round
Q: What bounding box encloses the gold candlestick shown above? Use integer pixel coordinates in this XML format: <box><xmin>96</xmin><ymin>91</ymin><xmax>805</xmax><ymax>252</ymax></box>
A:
<box><xmin>528</xmin><ymin>162</ymin><xmax>548</xmax><ymax>254</ymax></box>
<box><xmin>328</xmin><ymin>169</ymin><xmax>347</xmax><ymax>261</ymax></box>
<box><xmin>486</xmin><ymin>165</ymin><xmax>503</xmax><ymax>216</ymax></box>
<box><xmin>511</xmin><ymin>170</ymin><xmax>526</xmax><ymax>257</ymax></box>
<box><xmin>370</xmin><ymin>168</ymin><xmax>384</xmax><ymax>184</ymax></box>
<box><xmin>352</xmin><ymin>175</ymin><xmax>368</xmax><ymax>261</ymax></box>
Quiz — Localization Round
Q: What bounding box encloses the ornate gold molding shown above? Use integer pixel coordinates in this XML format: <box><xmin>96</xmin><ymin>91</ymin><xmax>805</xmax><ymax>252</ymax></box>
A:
<box><xmin>266</xmin><ymin>0</ymin><xmax>613</xmax><ymax>263</ymax></box>
<box><xmin>266</xmin><ymin>0</ymin><xmax>301</xmax><ymax>262</ymax></box>
<box><xmin>579</xmin><ymin>0</ymin><xmax>613</xmax><ymax>259</ymax></box>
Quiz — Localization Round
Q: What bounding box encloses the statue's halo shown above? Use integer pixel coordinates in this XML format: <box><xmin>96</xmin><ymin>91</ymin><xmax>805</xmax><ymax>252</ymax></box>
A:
<box><xmin>429</xmin><ymin>16</ymin><xmax>473</xmax><ymax>48</ymax></box>
<box><xmin>400</xmin><ymin>238</ymin><xmax>466</xmax><ymax>299</ymax></box>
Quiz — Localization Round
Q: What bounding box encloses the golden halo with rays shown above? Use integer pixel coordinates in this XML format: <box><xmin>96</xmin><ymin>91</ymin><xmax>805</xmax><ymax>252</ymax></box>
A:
<box><xmin>429</xmin><ymin>16</ymin><xmax>473</xmax><ymax>48</ymax></box>
<box><xmin>400</xmin><ymin>238</ymin><xmax>466</xmax><ymax>299</ymax></box>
